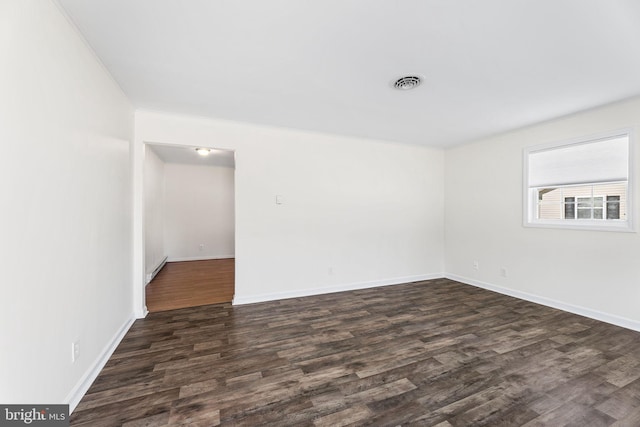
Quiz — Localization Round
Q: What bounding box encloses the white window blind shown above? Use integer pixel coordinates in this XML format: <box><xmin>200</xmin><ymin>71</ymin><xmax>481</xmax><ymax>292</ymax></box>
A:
<box><xmin>528</xmin><ymin>135</ymin><xmax>629</xmax><ymax>188</ymax></box>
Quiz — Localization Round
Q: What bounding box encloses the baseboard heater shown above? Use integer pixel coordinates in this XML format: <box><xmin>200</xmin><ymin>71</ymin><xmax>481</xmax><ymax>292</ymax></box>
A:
<box><xmin>146</xmin><ymin>256</ymin><xmax>168</xmax><ymax>285</ymax></box>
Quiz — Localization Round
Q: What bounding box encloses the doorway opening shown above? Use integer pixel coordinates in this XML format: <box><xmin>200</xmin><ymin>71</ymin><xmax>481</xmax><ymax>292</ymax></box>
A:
<box><xmin>143</xmin><ymin>143</ymin><xmax>235</xmax><ymax>312</ymax></box>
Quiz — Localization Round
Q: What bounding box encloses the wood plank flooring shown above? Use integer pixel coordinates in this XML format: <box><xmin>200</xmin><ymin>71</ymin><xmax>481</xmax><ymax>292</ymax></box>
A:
<box><xmin>145</xmin><ymin>259</ymin><xmax>234</xmax><ymax>312</ymax></box>
<box><xmin>72</xmin><ymin>278</ymin><xmax>640</xmax><ymax>426</ymax></box>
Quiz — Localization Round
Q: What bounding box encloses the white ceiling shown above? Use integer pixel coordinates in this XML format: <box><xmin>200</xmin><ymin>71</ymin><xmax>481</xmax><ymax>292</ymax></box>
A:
<box><xmin>57</xmin><ymin>0</ymin><xmax>640</xmax><ymax>147</ymax></box>
<box><xmin>149</xmin><ymin>144</ymin><xmax>235</xmax><ymax>168</ymax></box>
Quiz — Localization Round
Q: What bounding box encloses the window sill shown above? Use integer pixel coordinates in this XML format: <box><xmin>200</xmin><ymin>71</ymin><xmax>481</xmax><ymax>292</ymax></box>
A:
<box><xmin>524</xmin><ymin>220</ymin><xmax>635</xmax><ymax>233</ymax></box>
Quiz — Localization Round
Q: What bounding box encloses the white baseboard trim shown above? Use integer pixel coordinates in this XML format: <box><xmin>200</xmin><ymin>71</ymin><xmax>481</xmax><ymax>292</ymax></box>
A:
<box><xmin>446</xmin><ymin>273</ymin><xmax>640</xmax><ymax>332</ymax></box>
<box><xmin>145</xmin><ymin>256</ymin><xmax>168</xmax><ymax>285</ymax></box>
<box><xmin>233</xmin><ymin>273</ymin><xmax>444</xmax><ymax>305</ymax></box>
<box><xmin>134</xmin><ymin>306</ymin><xmax>149</xmax><ymax>319</ymax></box>
<box><xmin>65</xmin><ymin>316</ymin><xmax>135</xmax><ymax>413</ymax></box>
<box><xmin>167</xmin><ymin>255</ymin><xmax>234</xmax><ymax>262</ymax></box>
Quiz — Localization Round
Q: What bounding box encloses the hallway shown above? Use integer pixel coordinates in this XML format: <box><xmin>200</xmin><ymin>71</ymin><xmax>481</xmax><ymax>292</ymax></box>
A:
<box><xmin>145</xmin><ymin>259</ymin><xmax>234</xmax><ymax>312</ymax></box>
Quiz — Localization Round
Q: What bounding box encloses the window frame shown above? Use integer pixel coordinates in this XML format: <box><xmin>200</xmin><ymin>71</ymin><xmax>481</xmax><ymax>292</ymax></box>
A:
<box><xmin>523</xmin><ymin>129</ymin><xmax>635</xmax><ymax>232</ymax></box>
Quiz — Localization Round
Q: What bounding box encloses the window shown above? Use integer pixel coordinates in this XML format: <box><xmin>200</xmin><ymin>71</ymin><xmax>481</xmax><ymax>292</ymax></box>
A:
<box><xmin>607</xmin><ymin>196</ymin><xmax>620</xmax><ymax>220</ymax></box>
<box><xmin>564</xmin><ymin>197</ymin><xmax>575</xmax><ymax>219</ymax></box>
<box><xmin>576</xmin><ymin>196</ymin><xmax>603</xmax><ymax>219</ymax></box>
<box><xmin>563</xmin><ymin>196</ymin><xmax>606</xmax><ymax>219</ymax></box>
<box><xmin>524</xmin><ymin>130</ymin><xmax>633</xmax><ymax>231</ymax></box>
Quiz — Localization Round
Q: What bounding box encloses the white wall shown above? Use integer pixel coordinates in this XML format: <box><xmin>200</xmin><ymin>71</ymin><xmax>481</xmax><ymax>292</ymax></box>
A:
<box><xmin>445</xmin><ymin>97</ymin><xmax>640</xmax><ymax>329</ymax></box>
<box><xmin>134</xmin><ymin>111</ymin><xmax>445</xmax><ymax>305</ymax></box>
<box><xmin>164</xmin><ymin>163</ymin><xmax>235</xmax><ymax>261</ymax></box>
<box><xmin>0</xmin><ymin>0</ymin><xmax>133</xmax><ymax>407</ymax></box>
<box><xmin>144</xmin><ymin>146</ymin><xmax>166</xmax><ymax>277</ymax></box>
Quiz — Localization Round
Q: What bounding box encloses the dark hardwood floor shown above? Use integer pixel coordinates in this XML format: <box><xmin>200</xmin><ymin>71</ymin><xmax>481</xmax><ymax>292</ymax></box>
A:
<box><xmin>146</xmin><ymin>259</ymin><xmax>235</xmax><ymax>312</ymax></box>
<box><xmin>72</xmin><ymin>278</ymin><xmax>640</xmax><ymax>426</ymax></box>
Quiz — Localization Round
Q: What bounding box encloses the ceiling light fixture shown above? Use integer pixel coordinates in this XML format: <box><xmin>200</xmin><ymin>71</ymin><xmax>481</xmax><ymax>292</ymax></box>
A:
<box><xmin>393</xmin><ymin>75</ymin><xmax>422</xmax><ymax>90</ymax></box>
<box><xmin>195</xmin><ymin>148</ymin><xmax>211</xmax><ymax>156</ymax></box>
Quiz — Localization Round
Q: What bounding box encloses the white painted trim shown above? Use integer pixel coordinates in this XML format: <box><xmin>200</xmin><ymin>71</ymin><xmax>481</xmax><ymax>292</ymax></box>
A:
<box><xmin>145</xmin><ymin>256</ymin><xmax>168</xmax><ymax>285</ymax></box>
<box><xmin>133</xmin><ymin>136</ymin><xmax>146</xmax><ymax>319</ymax></box>
<box><xmin>524</xmin><ymin>217</ymin><xmax>635</xmax><ymax>233</ymax></box>
<box><xmin>65</xmin><ymin>316</ymin><xmax>135</xmax><ymax>413</ymax></box>
<box><xmin>167</xmin><ymin>255</ymin><xmax>235</xmax><ymax>262</ymax></box>
<box><xmin>446</xmin><ymin>273</ymin><xmax>640</xmax><ymax>332</ymax></box>
<box><xmin>233</xmin><ymin>273</ymin><xmax>443</xmax><ymax>305</ymax></box>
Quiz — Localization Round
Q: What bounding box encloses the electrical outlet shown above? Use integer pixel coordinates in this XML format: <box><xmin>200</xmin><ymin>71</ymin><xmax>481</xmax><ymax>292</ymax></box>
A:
<box><xmin>500</xmin><ymin>267</ymin><xmax>508</xmax><ymax>278</ymax></box>
<box><xmin>473</xmin><ymin>260</ymin><xmax>479</xmax><ymax>270</ymax></box>
<box><xmin>199</xmin><ymin>243</ymin><xmax>204</xmax><ymax>251</ymax></box>
<box><xmin>72</xmin><ymin>342</ymin><xmax>80</xmax><ymax>363</ymax></box>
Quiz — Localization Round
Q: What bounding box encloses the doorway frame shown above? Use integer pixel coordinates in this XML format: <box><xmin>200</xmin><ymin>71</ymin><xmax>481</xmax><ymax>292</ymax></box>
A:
<box><xmin>133</xmin><ymin>139</ymin><xmax>236</xmax><ymax>318</ymax></box>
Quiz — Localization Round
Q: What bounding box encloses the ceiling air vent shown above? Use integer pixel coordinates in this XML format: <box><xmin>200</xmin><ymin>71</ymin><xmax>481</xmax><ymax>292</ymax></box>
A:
<box><xmin>393</xmin><ymin>75</ymin><xmax>422</xmax><ymax>90</ymax></box>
